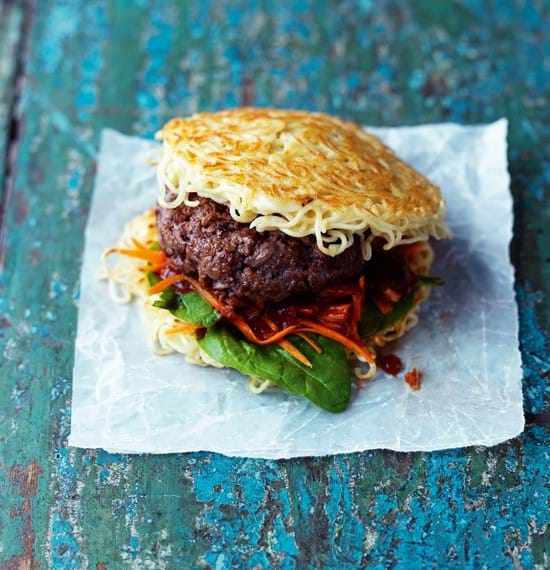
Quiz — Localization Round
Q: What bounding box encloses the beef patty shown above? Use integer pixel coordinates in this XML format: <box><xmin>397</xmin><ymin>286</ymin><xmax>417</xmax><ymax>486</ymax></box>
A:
<box><xmin>156</xmin><ymin>197</ymin><xmax>365</xmax><ymax>307</ymax></box>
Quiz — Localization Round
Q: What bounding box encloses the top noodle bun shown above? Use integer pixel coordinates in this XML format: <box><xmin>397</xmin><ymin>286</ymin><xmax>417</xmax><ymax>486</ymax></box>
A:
<box><xmin>156</xmin><ymin>108</ymin><xmax>449</xmax><ymax>257</ymax></box>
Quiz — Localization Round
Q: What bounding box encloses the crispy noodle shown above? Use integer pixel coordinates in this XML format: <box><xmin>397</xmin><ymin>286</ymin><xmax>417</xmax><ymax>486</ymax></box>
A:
<box><xmin>155</xmin><ymin>144</ymin><xmax>448</xmax><ymax>259</ymax></box>
<box><xmin>97</xmin><ymin>209</ymin><xmax>157</xmax><ymax>302</ymax></box>
<box><xmin>100</xmin><ymin>211</ymin><xmax>434</xmax><ymax>392</ymax></box>
<box><xmin>155</xmin><ymin>109</ymin><xmax>450</xmax><ymax>259</ymax></box>
<box><xmin>98</xmin><ymin>209</ymin><xmax>221</xmax><ymax>368</ymax></box>
<box><xmin>249</xmin><ymin>377</ymin><xmax>274</xmax><ymax>394</ymax></box>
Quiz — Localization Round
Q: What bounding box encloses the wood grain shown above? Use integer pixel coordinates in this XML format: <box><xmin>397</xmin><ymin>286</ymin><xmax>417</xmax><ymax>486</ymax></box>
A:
<box><xmin>0</xmin><ymin>1</ymin><xmax>548</xmax><ymax>568</ymax></box>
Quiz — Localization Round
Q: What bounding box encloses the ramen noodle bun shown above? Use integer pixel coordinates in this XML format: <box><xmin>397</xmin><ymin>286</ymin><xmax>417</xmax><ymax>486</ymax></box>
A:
<box><xmin>156</xmin><ymin>108</ymin><xmax>449</xmax><ymax>257</ymax></box>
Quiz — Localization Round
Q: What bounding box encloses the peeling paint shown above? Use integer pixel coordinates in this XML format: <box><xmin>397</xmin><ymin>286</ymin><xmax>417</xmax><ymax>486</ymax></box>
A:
<box><xmin>516</xmin><ymin>286</ymin><xmax>550</xmax><ymax>415</ymax></box>
<box><xmin>0</xmin><ymin>1</ymin><xmax>548</xmax><ymax>568</ymax></box>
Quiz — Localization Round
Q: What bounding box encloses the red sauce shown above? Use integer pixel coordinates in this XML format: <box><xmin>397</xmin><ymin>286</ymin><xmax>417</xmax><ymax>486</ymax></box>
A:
<box><xmin>155</xmin><ymin>263</ymin><xmax>363</xmax><ymax>340</ymax></box>
<box><xmin>239</xmin><ymin>279</ymin><xmax>365</xmax><ymax>340</ymax></box>
<box><xmin>378</xmin><ymin>354</ymin><xmax>402</xmax><ymax>376</ymax></box>
<box><xmin>155</xmin><ymin>246</ymin><xmax>418</xmax><ymax>345</ymax></box>
<box><xmin>404</xmin><ymin>368</ymin><xmax>421</xmax><ymax>391</ymax></box>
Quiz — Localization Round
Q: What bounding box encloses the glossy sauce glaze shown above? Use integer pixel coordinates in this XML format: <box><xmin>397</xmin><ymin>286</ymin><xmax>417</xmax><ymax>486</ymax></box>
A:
<box><xmin>378</xmin><ymin>354</ymin><xmax>403</xmax><ymax>376</ymax></box>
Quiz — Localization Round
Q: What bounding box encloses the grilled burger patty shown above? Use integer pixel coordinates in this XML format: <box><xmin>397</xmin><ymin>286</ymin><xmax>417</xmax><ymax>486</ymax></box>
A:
<box><xmin>156</xmin><ymin>197</ymin><xmax>365</xmax><ymax>307</ymax></box>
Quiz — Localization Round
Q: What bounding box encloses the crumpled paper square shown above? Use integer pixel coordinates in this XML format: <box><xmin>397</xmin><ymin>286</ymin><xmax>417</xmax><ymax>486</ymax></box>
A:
<box><xmin>68</xmin><ymin>119</ymin><xmax>524</xmax><ymax>458</ymax></box>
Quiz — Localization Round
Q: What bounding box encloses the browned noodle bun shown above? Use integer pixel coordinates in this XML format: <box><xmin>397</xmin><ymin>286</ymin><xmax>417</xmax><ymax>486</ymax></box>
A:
<box><xmin>155</xmin><ymin>108</ymin><xmax>449</xmax><ymax>258</ymax></box>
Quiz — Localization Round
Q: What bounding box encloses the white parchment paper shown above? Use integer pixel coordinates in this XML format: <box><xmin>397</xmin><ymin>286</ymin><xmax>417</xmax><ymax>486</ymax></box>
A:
<box><xmin>69</xmin><ymin>120</ymin><xmax>524</xmax><ymax>458</ymax></box>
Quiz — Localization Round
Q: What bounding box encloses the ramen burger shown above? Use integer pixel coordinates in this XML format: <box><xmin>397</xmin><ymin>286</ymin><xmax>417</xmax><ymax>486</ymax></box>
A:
<box><xmin>102</xmin><ymin>109</ymin><xmax>449</xmax><ymax>412</ymax></box>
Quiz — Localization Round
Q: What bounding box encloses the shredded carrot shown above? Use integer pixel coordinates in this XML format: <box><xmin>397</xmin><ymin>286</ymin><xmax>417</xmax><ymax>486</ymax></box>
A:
<box><xmin>265</xmin><ymin>317</ymin><xmax>311</xmax><ymax>365</ymax></box>
<box><xmin>255</xmin><ymin>326</ymin><xmax>300</xmax><ymax>344</ymax></box>
<box><xmin>235</xmin><ymin>317</ymin><xmax>299</xmax><ymax>345</ymax></box>
<box><xmin>319</xmin><ymin>303</ymin><xmax>352</xmax><ymax>323</ymax></box>
<box><xmin>148</xmin><ymin>274</ymin><xmax>185</xmax><ymax>295</ymax></box>
<box><xmin>174</xmin><ymin>273</ymin><xmax>373</xmax><ymax>362</ymax></box>
<box><xmin>264</xmin><ymin>316</ymin><xmax>312</xmax><ymax>365</ymax></box>
<box><xmin>296</xmin><ymin>333</ymin><xmax>322</xmax><ymax>354</ymax></box>
<box><xmin>279</xmin><ymin>339</ymin><xmax>312</xmax><ymax>367</ymax></box>
<box><xmin>263</xmin><ymin>316</ymin><xmax>278</xmax><ymax>330</ymax></box>
<box><xmin>178</xmin><ymin>274</ymin><xmax>228</xmax><ymax>312</ymax></box>
<box><xmin>147</xmin><ymin>263</ymin><xmax>166</xmax><ymax>273</ymax></box>
<box><xmin>111</xmin><ymin>247</ymin><xmax>167</xmax><ymax>264</ymax></box>
<box><xmin>131</xmin><ymin>237</ymin><xmax>149</xmax><ymax>250</ymax></box>
<box><xmin>165</xmin><ymin>322</ymin><xmax>200</xmax><ymax>336</ymax></box>
<box><xmin>297</xmin><ymin>320</ymin><xmax>375</xmax><ymax>363</ymax></box>
<box><xmin>352</xmin><ymin>276</ymin><xmax>365</xmax><ymax>323</ymax></box>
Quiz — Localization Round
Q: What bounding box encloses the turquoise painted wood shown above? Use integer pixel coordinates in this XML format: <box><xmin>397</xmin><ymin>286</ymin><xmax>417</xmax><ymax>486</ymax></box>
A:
<box><xmin>0</xmin><ymin>1</ymin><xmax>548</xmax><ymax>568</ymax></box>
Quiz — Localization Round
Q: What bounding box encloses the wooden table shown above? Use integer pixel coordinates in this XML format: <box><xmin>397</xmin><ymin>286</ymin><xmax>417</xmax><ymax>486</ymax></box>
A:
<box><xmin>0</xmin><ymin>1</ymin><xmax>548</xmax><ymax>567</ymax></box>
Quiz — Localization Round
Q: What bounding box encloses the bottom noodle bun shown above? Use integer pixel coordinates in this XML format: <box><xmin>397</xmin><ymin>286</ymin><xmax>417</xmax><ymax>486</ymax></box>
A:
<box><xmin>100</xmin><ymin>208</ymin><xmax>435</xmax><ymax>404</ymax></box>
<box><xmin>374</xmin><ymin>242</ymin><xmax>433</xmax><ymax>346</ymax></box>
<box><xmin>99</xmin><ymin>209</ymin><xmax>223</xmax><ymax>368</ymax></box>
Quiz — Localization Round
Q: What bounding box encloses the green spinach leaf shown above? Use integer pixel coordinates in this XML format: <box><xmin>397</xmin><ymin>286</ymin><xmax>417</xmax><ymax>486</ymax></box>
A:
<box><xmin>377</xmin><ymin>293</ymin><xmax>415</xmax><ymax>331</ymax></box>
<box><xmin>358</xmin><ymin>299</ymin><xmax>383</xmax><ymax>337</ymax></box>
<box><xmin>359</xmin><ymin>272</ymin><xmax>443</xmax><ymax>337</ymax></box>
<box><xmin>198</xmin><ymin>327</ymin><xmax>352</xmax><ymax>413</ymax></box>
<box><xmin>359</xmin><ymin>293</ymin><xmax>416</xmax><ymax>337</ymax></box>
<box><xmin>147</xmin><ymin>271</ymin><xmax>220</xmax><ymax>327</ymax></box>
<box><xmin>171</xmin><ymin>292</ymin><xmax>221</xmax><ymax>327</ymax></box>
<box><xmin>146</xmin><ymin>271</ymin><xmax>161</xmax><ymax>286</ymax></box>
<box><xmin>147</xmin><ymin>271</ymin><xmax>179</xmax><ymax>308</ymax></box>
<box><xmin>151</xmin><ymin>288</ymin><xmax>178</xmax><ymax>310</ymax></box>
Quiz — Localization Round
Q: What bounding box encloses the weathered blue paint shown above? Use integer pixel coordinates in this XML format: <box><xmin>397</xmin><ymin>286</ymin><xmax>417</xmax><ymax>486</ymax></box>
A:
<box><xmin>96</xmin><ymin>449</ymin><xmax>126</xmax><ymax>466</ymax></box>
<box><xmin>137</xmin><ymin>0</ymin><xmax>176</xmax><ymax>136</ymax></box>
<box><xmin>0</xmin><ymin>1</ymin><xmax>548</xmax><ymax>568</ymax></box>
<box><xmin>192</xmin><ymin>456</ymin><xmax>299</xmax><ymax>568</ymax></box>
<box><xmin>50</xmin><ymin>513</ymin><xmax>83</xmax><ymax>570</ymax></box>
<box><xmin>75</xmin><ymin>3</ymin><xmax>106</xmax><ymax>123</ymax></box>
<box><xmin>517</xmin><ymin>287</ymin><xmax>550</xmax><ymax>415</ymax></box>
